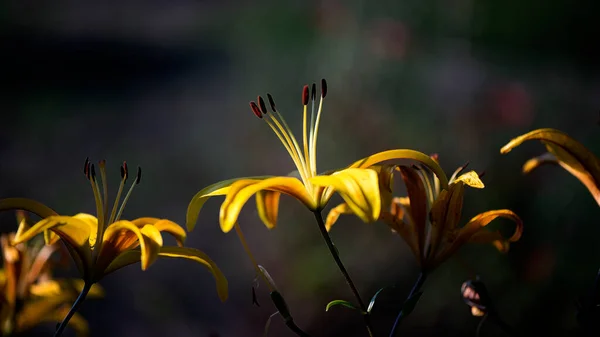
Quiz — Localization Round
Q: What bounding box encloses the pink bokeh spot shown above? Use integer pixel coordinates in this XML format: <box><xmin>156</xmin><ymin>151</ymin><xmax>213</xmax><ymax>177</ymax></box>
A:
<box><xmin>369</xmin><ymin>19</ymin><xmax>409</xmax><ymax>60</ymax></box>
<box><xmin>490</xmin><ymin>82</ymin><xmax>535</xmax><ymax>127</ymax></box>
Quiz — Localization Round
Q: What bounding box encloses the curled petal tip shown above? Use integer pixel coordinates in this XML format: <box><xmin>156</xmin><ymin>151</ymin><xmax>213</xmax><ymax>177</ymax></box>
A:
<box><xmin>302</xmin><ymin>85</ymin><xmax>309</xmax><ymax>105</ymax></box>
<box><xmin>249</xmin><ymin>101</ymin><xmax>262</xmax><ymax>118</ymax></box>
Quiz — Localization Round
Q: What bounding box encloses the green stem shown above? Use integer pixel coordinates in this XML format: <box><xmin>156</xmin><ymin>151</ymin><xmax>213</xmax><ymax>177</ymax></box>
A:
<box><xmin>389</xmin><ymin>272</ymin><xmax>427</xmax><ymax>337</ymax></box>
<box><xmin>54</xmin><ymin>282</ymin><xmax>92</xmax><ymax>337</ymax></box>
<box><xmin>313</xmin><ymin>211</ymin><xmax>375</xmax><ymax>337</ymax></box>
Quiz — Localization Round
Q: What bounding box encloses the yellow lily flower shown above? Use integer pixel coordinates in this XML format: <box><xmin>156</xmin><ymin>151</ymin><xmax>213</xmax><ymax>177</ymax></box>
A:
<box><xmin>501</xmin><ymin>128</ymin><xmax>600</xmax><ymax>206</ymax></box>
<box><xmin>3</xmin><ymin>159</ymin><xmax>227</xmax><ymax>300</ymax></box>
<box><xmin>186</xmin><ymin>79</ymin><xmax>448</xmax><ymax>233</ymax></box>
<box><xmin>327</xmin><ymin>157</ymin><xmax>523</xmax><ymax>271</ymax></box>
<box><xmin>0</xmin><ymin>213</ymin><xmax>103</xmax><ymax>337</ymax></box>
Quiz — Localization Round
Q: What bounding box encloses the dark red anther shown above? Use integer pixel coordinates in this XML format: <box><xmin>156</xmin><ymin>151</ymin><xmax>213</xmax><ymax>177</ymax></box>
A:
<box><xmin>478</xmin><ymin>170</ymin><xmax>486</xmax><ymax>178</ymax></box>
<box><xmin>120</xmin><ymin>161</ymin><xmax>128</xmax><ymax>180</ymax></box>
<box><xmin>302</xmin><ymin>85</ymin><xmax>309</xmax><ymax>105</ymax></box>
<box><xmin>90</xmin><ymin>164</ymin><xmax>96</xmax><ymax>181</ymax></box>
<box><xmin>267</xmin><ymin>94</ymin><xmax>277</xmax><ymax>112</ymax></box>
<box><xmin>84</xmin><ymin>157</ymin><xmax>90</xmax><ymax>179</ymax></box>
<box><xmin>135</xmin><ymin>167</ymin><xmax>142</xmax><ymax>184</ymax></box>
<box><xmin>257</xmin><ymin>96</ymin><xmax>267</xmax><ymax>114</ymax></box>
<box><xmin>321</xmin><ymin>79</ymin><xmax>328</xmax><ymax>98</ymax></box>
<box><xmin>311</xmin><ymin>83</ymin><xmax>316</xmax><ymax>101</ymax></box>
<box><xmin>249</xmin><ymin>101</ymin><xmax>262</xmax><ymax>118</ymax></box>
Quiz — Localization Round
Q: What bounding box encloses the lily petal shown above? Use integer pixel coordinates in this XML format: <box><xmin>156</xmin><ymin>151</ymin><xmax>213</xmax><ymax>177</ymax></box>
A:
<box><xmin>441</xmin><ymin>209</ymin><xmax>523</xmax><ymax>261</ymax></box>
<box><xmin>104</xmin><ymin>246</ymin><xmax>228</xmax><ymax>302</ymax></box>
<box><xmin>348</xmin><ymin>149</ymin><xmax>450</xmax><ymax>189</ymax></box>
<box><xmin>186</xmin><ymin>176</ymin><xmax>272</xmax><ymax>232</ymax></box>
<box><xmin>324</xmin><ymin>203</ymin><xmax>353</xmax><ymax>231</ymax></box>
<box><xmin>501</xmin><ymin>128</ymin><xmax>600</xmax><ymax>205</ymax></box>
<box><xmin>381</xmin><ymin>198</ymin><xmax>421</xmax><ymax>263</ymax></box>
<box><xmin>15</xmin><ymin>295</ymin><xmax>76</xmax><ymax>334</ymax></box>
<box><xmin>311</xmin><ymin>168</ymin><xmax>381</xmax><ymax>223</ymax></box>
<box><xmin>398</xmin><ymin>166</ymin><xmax>429</xmax><ymax>256</ymax></box>
<box><xmin>0</xmin><ymin>198</ymin><xmax>60</xmax><ymax>245</ymax></box>
<box><xmin>522</xmin><ymin>152</ymin><xmax>559</xmax><ymax>174</ymax></box>
<box><xmin>256</xmin><ymin>190</ymin><xmax>281</xmax><ymax>229</ymax></box>
<box><xmin>453</xmin><ymin>171</ymin><xmax>485</xmax><ymax>189</ymax></box>
<box><xmin>97</xmin><ymin>221</ymin><xmax>163</xmax><ymax>278</ymax></box>
<box><xmin>220</xmin><ymin>177</ymin><xmax>315</xmax><ymax>233</ymax></box>
<box><xmin>12</xmin><ymin>215</ymin><xmax>95</xmax><ymax>279</ymax></box>
<box><xmin>131</xmin><ymin>217</ymin><xmax>187</xmax><ymax>247</ymax></box>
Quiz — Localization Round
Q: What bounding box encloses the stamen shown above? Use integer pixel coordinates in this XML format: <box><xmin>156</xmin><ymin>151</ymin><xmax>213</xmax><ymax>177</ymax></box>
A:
<box><xmin>302</xmin><ymin>85</ymin><xmax>310</xmax><ymax>170</ymax></box>
<box><xmin>450</xmin><ymin>161</ymin><xmax>470</xmax><ymax>183</ymax></box>
<box><xmin>257</xmin><ymin>96</ymin><xmax>268</xmax><ymax>115</ymax></box>
<box><xmin>84</xmin><ymin>157</ymin><xmax>90</xmax><ymax>179</ymax></box>
<box><xmin>478</xmin><ymin>171</ymin><xmax>486</xmax><ymax>179</ymax></box>
<box><xmin>267</xmin><ymin>94</ymin><xmax>277</xmax><ymax>112</ymax></box>
<box><xmin>309</xmin><ymin>79</ymin><xmax>327</xmax><ymax>175</ymax></box>
<box><xmin>302</xmin><ymin>85</ymin><xmax>309</xmax><ymax>106</ymax></box>
<box><xmin>108</xmin><ymin>162</ymin><xmax>128</xmax><ymax>224</ymax></box>
<box><xmin>321</xmin><ymin>78</ymin><xmax>328</xmax><ymax>98</ymax></box>
<box><xmin>308</xmin><ymin>83</ymin><xmax>317</xmax><ymax>174</ymax></box>
<box><xmin>250</xmin><ymin>101</ymin><xmax>263</xmax><ymax>119</ymax></box>
<box><xmin>88</xmin><ymin>164</ymin><xmax>105</xmax><ymax>244</ymax></box>
<box><xmin>114</xmin><ymin>166</ymin><xmax>142</xmax><ymax>222</ymax></box>
<box><xmin>98</xmin><ymin>160</ymin><xmax>109</xmax><ymax>226</ymax></box>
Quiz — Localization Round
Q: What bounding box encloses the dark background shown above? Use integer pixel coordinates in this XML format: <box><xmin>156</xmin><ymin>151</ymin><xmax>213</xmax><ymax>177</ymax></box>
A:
<box><xmin>1</xmin><ymin>0</ymin><xmax>600</xmax><ymax>336</ymax></box>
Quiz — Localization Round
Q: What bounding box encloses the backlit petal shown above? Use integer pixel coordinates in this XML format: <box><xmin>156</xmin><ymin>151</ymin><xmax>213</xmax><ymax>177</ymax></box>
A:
<box><xmin>0</xmin><ymin>198</ymin><xmax>60</xmax><ymax>245</ymax></box>
<box><xmin>186</xmin><ymin>176</ymin><xmax>272</xmax><ymax>232</ymax></box>
<box><xmin>381</xmin><ymin>198</ymin><xmax>421</xmax><ymax>264</ymax></box>
<box><xmin>220</xmin><ymin>177</ymin><xmax>315</xmax><ymax>233</ymax></box>
<box><xmin>453</xmin><ymin>171</ymin><xmax>485</xmax><ymax>189</ymax></box>
<box><xmin>311</xmin><ymin>168</ymin><xmax>380</xmax><ymax>223</ymax></box>
<box><xmin>256</xmin><ymin>190</ymin><xmax>281</xmax><ymax>229</ymax></box>
<box><xmin>131</xmin><ymin>217</ymin><xmax>187</xmax><ymax>246</ymax></box>
<box><xmin>324</xmin><ymin>203</ymin><xmax>353</xmax><ymax>231</ymax></box>
<box><xmin>501</xmin><ymin>128</ymin><xmax>600</xmax><ymax>206</ymax></box>
<box><xmin>104</xmin><ymin>246</ymin><xmax>228</xmax><ymax>302</ymax></box>
<box><xmin>398</xmin><ymin>166</ymin><xmax>428</xmax><ymax>256</ymax></box>
<box><xmin>522</xmin><ymin>152</ymin><xmax>559</xmax><ymax>174</ymax></box>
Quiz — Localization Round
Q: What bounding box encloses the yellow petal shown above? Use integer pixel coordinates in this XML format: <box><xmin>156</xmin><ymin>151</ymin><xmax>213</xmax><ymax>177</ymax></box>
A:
<box><xmin>441</xmin><ymin>209</ymin><xmax>523</xmax><ymax>261</ymax></box>
<box><xmin>0</xmin><ymin>198</ymin><xmax>60</xmax><ymax>245</ymax></box>
<box><xmin>15</xmin><ymin>295</ymin><xmax>75</xmax><ymax>333</ymax></box>
<box><xmin>324</xmin><ymin>203</ymin><xmax>353</xmax><ymax>232</ymax></box>
<box><xmin>398</xmin><ymin>166</ymin><xmax>428</xmax><ymax>256</ymax></box>
<box><xmin>501</xmin><ymin>128</ymin><xmax>600</xmax><ymax>206</ymax></box>
<box><xmin>131</xmin><ymin>217</ymin><xmax>187</xmax><ymax>247</ymax></box>
<box><xmin>522</xmin><ymin>152</ymin><xmax>559</xmax><ymax>174</ymax></box>
<box><xmin>348</xmin><ymin>149</ymin><xmax>450</xmax><ymax>189</ymax></box>
<box><xmin>256</xmin><ymin>190</ymin><xmax>281</xmax><ymax>229</ymax></box>
<box><xmin>310</xmin><ymin>168</ymin><xmax>380</xmax><ymax>223</ymax></box>
<box><xmin>186</xmin><ymin>176</ymin><xmax>272</xmax><ymax>232</ymax></box>
<box><xmin>380</xmin><ymin>198</ymin><xmax>421</xmax><ymax>264</ymax></box>
<box><xmin>97</xmin><ymin>221</ymin><xmax>163</xmax><ymax>278</ymax></box>
<box><xmin>453</xmin><ymin>171</ymin><xmax>485</xmax><ymax>189</ymax></box>
<box><xmin>220</xmin><ymin>177</ymin><xmax>315</xmax><ymax>233</ymax></box>
<box><xmin>12</xmin><ymin>215</ymin><xmax>95</xmax><ymax>280</ymax></box>
<box><xmin>104</xmin><ymin>246</ymin><xmax>228</xmax><ymax>302</ymax></box>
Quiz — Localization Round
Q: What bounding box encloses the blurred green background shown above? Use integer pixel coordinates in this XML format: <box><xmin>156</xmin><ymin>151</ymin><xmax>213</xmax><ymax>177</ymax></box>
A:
<box><xmin>1</xmin><ymin>0</ymin><xmax>600</xmax><ymax>336</ymax></box>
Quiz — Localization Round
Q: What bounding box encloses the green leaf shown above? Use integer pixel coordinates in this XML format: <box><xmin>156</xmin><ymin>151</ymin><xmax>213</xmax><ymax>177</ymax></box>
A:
<box><xmin>367</xmin><ymin>287</ymin><xmax>389</xmax><ymax>313</ymax></box>
<box><xmin>325</xmin><ymin>299</ymin><xmax>361</xmax><ymax>312</ymax></box>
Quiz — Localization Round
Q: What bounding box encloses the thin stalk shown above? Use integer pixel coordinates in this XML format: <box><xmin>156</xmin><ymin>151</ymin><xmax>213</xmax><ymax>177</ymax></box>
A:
<box><xmin>313</xmin><ymin>211</ymin><xmax>375</xmax><ymax>337</ymax></box>
<box><xmin>54</xmin><ymin>281</ymin><xmax>92</xmax><ymax>337</ymax></box>
<box><xmin>389</xmin><ymin>272</ymin><xmax>427</xmax><ymax>337</ymax></box>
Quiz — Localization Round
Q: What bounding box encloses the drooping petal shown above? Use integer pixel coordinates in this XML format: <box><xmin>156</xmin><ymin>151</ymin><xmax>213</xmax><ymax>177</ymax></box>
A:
<box><xmin>12</xmin><ymin>215</ymin><xmax>95</xmax><ymax>280</ymax></box>
<box><xmin>256</xmin><ymin>190</ymin><xmax>281</xmax><ymax>229</ymax></box>
<box><xmin>436</xmin><ymin>210</ymin><xmax>523</xmax><ymax>265</ymax></box>
<box><xmin>324</xmin><ymin>203</ymin><xmax>353</xmax><ymax>231</ymax></box>
<box><xmin>310</xmin><ymin>168</ymin><xmax>380</xmax><ymax>223</ymax></box>
<box><xmin>186</xmin><ymin>176</ymin><xmax>272</xmax><ymax>232</ymax></box>
<box><xmin>398</xmin><ymin>166</ymin><xmax>429</xmax><ymax>257</ymax></box>
<box><xmin>522</xmin><ymin>152</ymin><xmax>559</xmax><ymax>174</ymax></box>
<box><xmin>104</xmin><ymin>246</ymin><xmax>228</xmax><ymax>302</ymax></box>
<box><xmin>501</xmin><ymin>128</ymin><xmax>600</xmax><ymax>206</ymax></box>
<box><xmin>96</xmin><ymin>221</ymin><xmax>163</xmax><ymax>279</ymax></box>
<box><xmin>131</xmin><ymin>217</ymin><xmax>187</xmax><ymax>246</ymax></box>
<box><xmin>348</xmin><ymin>149</ymin><xmax>450</xmax><ymax>188</ymax></box>
<box><xmin>0</xmin><ymin>198</ymin><xmax>60</xmax><ymax>245</ymax></box>
<box><xmin>380</xmin><ymin>198</ymin><xmax>421</xmax><ymax>264</ymax></box>
<box><xmin>220</xmin><ymin>177</ymin><xmax>315</xmax><ymax>233</ymax></box>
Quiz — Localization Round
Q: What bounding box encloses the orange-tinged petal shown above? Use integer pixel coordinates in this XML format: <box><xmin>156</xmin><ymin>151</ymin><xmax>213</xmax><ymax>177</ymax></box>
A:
<box><xmin>381</xmin><ymin>198</ymin><xmax>421</xmax><ymax>264</ymax></box>
<box><xmin>256</xmin><ymin>190</ymin><xmax>281</xmax><ymax>229</ymax></box>
<box><xmin>522</xmin><ymin>152</ymin><xmax>559</xmax><ymax>174</ymax></box>
<box><xmin>12</xmin><ymin>215</ymin><xmax>95</xmax><ymax>280</ymax></box>
<box><xmin>0</xmin><ymin>198</ymin><xmax>60</xmax><ymax>245</ymax></box>
<box><xmin>96</xmin><ymin>221</ymin><xmax>162</xmax><ymax>279</ymax></box>
<box><xmin>453</xmin><ymin>171</ymin><xmax>485</xmax><ymax>189</ymax></box>
<box><xmin>440</xmin><ymin>209</ymin><xmax>523</xmax><ymax>263</ymax></box>
<box><xmin>186</xmin><ymin>176</ymin><xmax>272</xmax><ymax>232</ymax></box>
<box><xmin>398</xmin><ymin>166</ymin><xmax>428</xmax><ymax>256</ymax></box>
<box><xmin>131</xmin><ymin>217</ymin><xmax>187</xmax><ymax>247</ymax></box>
<box><xmin>220</xmin><ymin>177</ymin><xmax>315</xmax><ymax>233</ymax></box>
<box><xmin>104</xmin><ymin>246</ymin><xmax>228</xmax><ymax>302</ymax></box>
<box><xmin>324</xmin><ymin>203</ymin><xmax>353</xmax><ymax>232</ymax></box>
<box><xmin>501</xmin><ymin>128</ymin><xmax>600</xmax><ymax>206</ymax></box>
<box><xmin>311</xmin><ymin>168</ymin><xmax>381</xmax><ymax>223</ymax></box>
